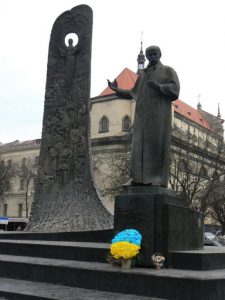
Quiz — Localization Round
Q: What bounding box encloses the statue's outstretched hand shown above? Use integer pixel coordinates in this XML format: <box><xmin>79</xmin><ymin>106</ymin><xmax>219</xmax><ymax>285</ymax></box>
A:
<box><xmin>107</xmin><ymin>79</ymin><xmax>118</xmax><ymax>91</ymax></box>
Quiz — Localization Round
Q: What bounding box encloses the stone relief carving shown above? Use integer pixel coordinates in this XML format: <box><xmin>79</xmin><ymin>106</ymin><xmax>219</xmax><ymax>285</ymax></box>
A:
<box><xmin>27</xmin><ymin>5</ymin><xmax>112</xmax><ymax>232</ymax></box>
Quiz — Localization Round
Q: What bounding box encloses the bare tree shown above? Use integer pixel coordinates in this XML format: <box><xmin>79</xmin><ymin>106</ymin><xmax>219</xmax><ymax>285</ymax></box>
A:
<box><xmin>92</xmin><ymin>126</ymin><xmax>225</xmax><ymax>229</ymax></box>
<box><xmin>169</xmin><ymin>125</ymin><xmax>225</xmax><ymax>218</ymax></box>
<box><xmin>209</xmin><ymin>180</ymin><xmax>225</xmax><ymax>235</ymax></box>
<box><xmin>92</xmin><ymin>140</ymin><xmax>131</xmax><ymax>202</ymax></box>
<box><xmin>19</xmin><ymin>157</ymin><xmax>38</xmax><ymax>217</ymax></box>
<box><xmin>0</xmin><ymin>159</ymin><xmax>16</xmax><ymax>199</ymax></box>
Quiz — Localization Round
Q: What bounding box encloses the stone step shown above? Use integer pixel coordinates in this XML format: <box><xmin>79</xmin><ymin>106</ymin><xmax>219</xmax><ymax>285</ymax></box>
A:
<box><xmin>0</xmin><ymin>277</ymin><xmax>157</xmax><ymax>300</ymax></box>
<box><xmin>0</xmin><ymin>229</ymin><xmax>113</xmax><ymax>242</ymax></box>
<box><xmin>0</xmin><ymin>254</ymin><xmax>224</xmax><ymax>300</ymax></box>
<box><xmin>0</xmin><ymin>239</ymin><xmax>110</xmax><ymax>263</ymax></box>
<box><xmin>169</xmin><ymin>246</ymin><xmax>225</xmax><ymax>270</ymax></box>
<box><xmin>1</xmin><ymin>240</ymin><xmax>224</xmax><ymax>271</ymax></box>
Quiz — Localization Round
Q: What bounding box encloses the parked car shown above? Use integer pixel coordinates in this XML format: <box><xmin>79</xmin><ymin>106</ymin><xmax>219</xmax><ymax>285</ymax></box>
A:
<box><xmin>215</xmin><ymin>230</ymin><xmax>222</xmax><ymax>237</ymax></box>
<box><xmin>204</xmin><ymin>239</ymin><xmax>224</xmax><ymax>247</ymax></box>
<box><xmin>204</xmin><ymin>232</ymin><xmax>216</xmax><ymax>241</ymax></box>
<box><xmin>217</xmin><ymin>235</ymin><xmax>225</xmax><ymax>245</ymax></box>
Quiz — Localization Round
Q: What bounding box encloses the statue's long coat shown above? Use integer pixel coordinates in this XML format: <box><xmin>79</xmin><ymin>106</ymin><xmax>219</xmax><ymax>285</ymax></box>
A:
<box><xmin>130</xmin><ymin>61</ymin><xmax>180</xmax><ymax>186</ymax></box>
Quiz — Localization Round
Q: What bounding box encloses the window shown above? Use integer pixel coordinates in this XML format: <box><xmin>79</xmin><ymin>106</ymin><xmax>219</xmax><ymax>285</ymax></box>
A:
<box><xmin>122</xmin><ymin>115</ymin><xmax>131</xmax><ymax>132</ymax></box>
<box><xmin>199</xmin><ymin>166</ymin><xmax>207</xmax><ymax>178</ymax></box>
<box><xmin>7</xmin><ymin>160</ymin><xmax>12</xmax><ymax>169</ymax></box>
<box><xmin>20</xmin><ymin>179</ymin><xmax>25</xmax><ymax>190</ymax></box>
<box><xmin>3</xmin><ymin>204</ymin><xmax>8</xmax><ymax>216</ymax></box>
<box><xmin>213</xmin><ymin>171</ymin><xmax>219</xmax><ymax>180</ymax></box>
<box><xmin>18</xmin><ymin>203</ymin><xmax>23</xmax><ymax>217</ymax></box>
<box><xmin>99</xmin><ymin>116</ymin><xmax>109</xmax><ymax>133</ymax></box>
<box><xmin>35</xmin><ymin>156</ymin><xmax>39</xmax><ymax>164</ymax></box>
<box><xmin>22</xmin><ymin>157</ymin><xmax>26</xmax><ymax>166</ymax></box>
<box><xmin>179</xmin><ymin>159</ymin><xmax>187</xmax><ymax>172</ymax></box>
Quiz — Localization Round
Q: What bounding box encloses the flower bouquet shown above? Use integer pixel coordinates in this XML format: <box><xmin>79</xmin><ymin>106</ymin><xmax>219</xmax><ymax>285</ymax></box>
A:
<box><xmin>151</xmin><ymin>252</ymin><xmax>165</xmax><ymax>270</ymax></box>
<box><xmin>109</xmin><ymin>229</ymin><xmax>142</xmax><ymax>269</ymax></box>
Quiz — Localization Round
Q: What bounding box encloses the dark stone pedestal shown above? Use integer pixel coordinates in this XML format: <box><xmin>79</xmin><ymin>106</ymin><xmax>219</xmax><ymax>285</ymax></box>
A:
<box><xmin>114</xmin><ymin>186</ymin><xmax>204</xmax><ymax>266</ymax></box>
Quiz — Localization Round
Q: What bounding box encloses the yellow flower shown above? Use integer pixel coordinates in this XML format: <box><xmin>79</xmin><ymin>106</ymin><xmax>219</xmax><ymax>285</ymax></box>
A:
<box><xmin>110</xmin><ymin>241</ymin><xmax>140</xmax><ymax>260</ymax></box>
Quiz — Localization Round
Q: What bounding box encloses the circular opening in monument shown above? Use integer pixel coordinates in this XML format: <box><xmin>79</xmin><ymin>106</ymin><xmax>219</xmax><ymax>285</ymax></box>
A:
<box><xmin>65</xmin><ymin>33</ymin><xmax>79</xmax><ymax>47</ymax></box>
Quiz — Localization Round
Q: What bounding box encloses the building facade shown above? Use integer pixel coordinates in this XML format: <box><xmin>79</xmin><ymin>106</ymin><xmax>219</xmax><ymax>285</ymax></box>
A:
<box><xmin>0</xmin><ymin>139</ymin><xmax>40</xmax><ymax>229</ymax></box>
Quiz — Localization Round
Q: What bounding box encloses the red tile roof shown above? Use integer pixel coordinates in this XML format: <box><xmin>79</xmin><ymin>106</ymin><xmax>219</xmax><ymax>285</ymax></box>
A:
<box><xmin>99</xmin><ymin>68</ymin><xmax>212</xmax><ymax>131</ymax></box>
<box><xmin>0</xmin><ymin>139</ymin><xmax>41</xmax><ymax>151</ymax></box>
<box><xmin>173</xmin><ymin>99</ymin><xmax>211</xmax><ymax>130</ymax></box>
<box><xmin>100</xmin><ymin>68</ymin><xmax>138</xmax><ymax>96</ymax></box>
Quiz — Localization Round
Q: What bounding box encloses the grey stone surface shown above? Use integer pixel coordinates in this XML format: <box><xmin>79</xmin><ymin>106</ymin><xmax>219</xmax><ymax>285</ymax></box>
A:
<box><xmin>1</xmin><ymin>239</ymin><xmax>224</xmax><ymax>271</ymax></box>
<box><xmin>123</xmin><ymin>185</ymin><xmax>177</xmax><ymax>197</ymax></box>
<box><xmin>27</xmin><ymin>5</ymin><xmax>112</xmax><ymax>232</ymax></box>
<box><xmin>0</xmin><ymin>252</ymin><xmax>224</xmax><ymax>299</ymax></box>
<box><xmin>169</xmin><ymin>246</ymin><xmax>225</xmax><ymax>270</ymax></box>
<box><xmin>172</xmin><ymin>246</ymin><xmax>225</xmax><ymax>254</ymax></box>
<box><xmin>0</xmin><ymin>254</ymin><xmax>225</xmax><ymax>280</ymax></box>
<box><xmin>0</xmin><ymin>239</ymin><xmax>110</xmax><ymax>248</ymax></box>
<box><xmin>114</xmin><ymin>193</ymin><xmax>203</xmax><ymax>266</ymax></box>
<box><xmin>0</xmin><ymin>229</ymin><xmax>113</xmax><ymax>242</ymax></box>
<box><xmin>0</xmin><ymin>239</ymin><xmax>110</xmax><ymax>263</ymax></box>
<box><xmin>0</xmin><ymin>278</ymin><xmax>164</xmax><ymax>300</ymax></box>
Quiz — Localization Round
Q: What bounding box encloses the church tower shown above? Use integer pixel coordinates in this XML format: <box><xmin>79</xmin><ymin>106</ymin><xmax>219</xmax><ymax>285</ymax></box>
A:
<box><xmin>137</xmin><ymin>35</ymin><xmax>145</xmax><ymax>73</ymax></box>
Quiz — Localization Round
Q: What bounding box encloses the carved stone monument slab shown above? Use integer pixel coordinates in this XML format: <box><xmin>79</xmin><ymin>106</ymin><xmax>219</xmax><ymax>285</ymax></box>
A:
<box><xmin>27</xmin><ymin>5</ymin><xmax>112</xmax><ymax>232</ymax></box>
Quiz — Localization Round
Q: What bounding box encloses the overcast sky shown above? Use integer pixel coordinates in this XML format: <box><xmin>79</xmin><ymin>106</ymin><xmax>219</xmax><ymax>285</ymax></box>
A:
<box><xmin>1</xmin><ymin>0</ymin><xmax>225</xmax><ymax>143</ymax></box>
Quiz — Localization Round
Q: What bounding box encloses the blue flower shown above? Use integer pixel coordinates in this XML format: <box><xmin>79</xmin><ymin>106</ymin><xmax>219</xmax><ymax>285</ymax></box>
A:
<box><xmin>112</xmin><ymin>229</ymin><xmax>142</xmax><ymax>246</ymax></box>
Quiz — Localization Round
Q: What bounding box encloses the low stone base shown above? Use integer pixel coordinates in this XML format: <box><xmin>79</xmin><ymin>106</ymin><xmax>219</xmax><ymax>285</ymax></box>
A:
<box><xmin>114</xmin><ymin>186</ymin><xmax>204</xmax><ymax>266</ymax></box>
<box><xmin>169</xmin><ymin>246</ymin><xmax>225</xmax><ymax>270</ymax></box>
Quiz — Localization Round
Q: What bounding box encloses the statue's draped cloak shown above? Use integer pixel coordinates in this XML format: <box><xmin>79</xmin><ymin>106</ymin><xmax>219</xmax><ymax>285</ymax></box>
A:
<box><xmin>130</xmin><ymin>61</ymin><xmax>180</xmax><ymax>186</ymax></box>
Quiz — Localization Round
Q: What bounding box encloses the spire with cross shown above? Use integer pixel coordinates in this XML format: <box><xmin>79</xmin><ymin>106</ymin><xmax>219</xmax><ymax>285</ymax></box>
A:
<box><xmin>197</xmin><ymin>94</ymin><xmax>202</xmax><ymax>110</ymax></box>
<box><xmin>137</xmin><ymin>31</ymin><xmax>146</xmax><ymax>73</ymax></box>
<box><xmin>217</xmin><ymin>103</ymin><xmax>221</xmax><ymax>118</ymax></box>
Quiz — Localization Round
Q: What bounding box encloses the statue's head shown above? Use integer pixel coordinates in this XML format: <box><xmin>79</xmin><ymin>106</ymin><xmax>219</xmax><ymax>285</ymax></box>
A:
<box><xmin>145</xmin><ymin>46</ymin><xmax>161</xmax><ymax>65</ymax></box>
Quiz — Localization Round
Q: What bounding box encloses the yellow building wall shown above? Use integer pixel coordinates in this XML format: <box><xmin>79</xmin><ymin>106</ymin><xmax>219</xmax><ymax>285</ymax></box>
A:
<box><xmin>91</xmin><ymin>98</ymin><xmax>135</xmax><ymax>138</ymax></box>
<box><xmin>0</xmin><ymin>146</ymin><xmax>39</xmax><ymax>218</ymax></box>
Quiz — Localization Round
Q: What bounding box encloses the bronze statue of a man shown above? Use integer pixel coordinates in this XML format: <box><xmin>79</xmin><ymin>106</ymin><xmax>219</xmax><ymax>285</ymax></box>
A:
<box><xmin>108</xmin><ymin>46</ymin><xmax>180</xmax><ymax>187</ymax></box>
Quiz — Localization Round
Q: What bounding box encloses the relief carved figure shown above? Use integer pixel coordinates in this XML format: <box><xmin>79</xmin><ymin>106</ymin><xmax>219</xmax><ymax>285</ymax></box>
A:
<box><xmin>59</xmin><ymin>38</ymin><xmax>78</xmax><ymax>89</ymax></box>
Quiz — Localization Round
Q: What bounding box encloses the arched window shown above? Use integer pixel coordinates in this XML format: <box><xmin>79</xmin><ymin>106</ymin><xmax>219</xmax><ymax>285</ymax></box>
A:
<box><xmin>122</xmin><ymin>115</ymin><xmax>131</xmax><ymax>132</ymax></box>
<box><xmin>179</xmin><ymin>159</ymin><xmax>187</xmax><ymax>172</ymax></box>
<box><xmin>199</xmin><ymin>166</ymin><xmax>207</xmax><ymax>178</ymax></box>
<box><xmin>99</xmin><ymin>116</ymin><xmax>109</xmax><ymax>133</ymax></box>
<box><xmin>213</xmin><ymin>171</ymin><xmax>219</xmax><ymax>180</ymax></box>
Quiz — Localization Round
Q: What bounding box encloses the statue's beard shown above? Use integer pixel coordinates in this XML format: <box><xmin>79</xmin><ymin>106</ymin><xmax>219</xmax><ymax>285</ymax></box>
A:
<box><xmin>149</xmin><ymin>59</ymin><xmax>157</xmax><ymax>66</ymax></box>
